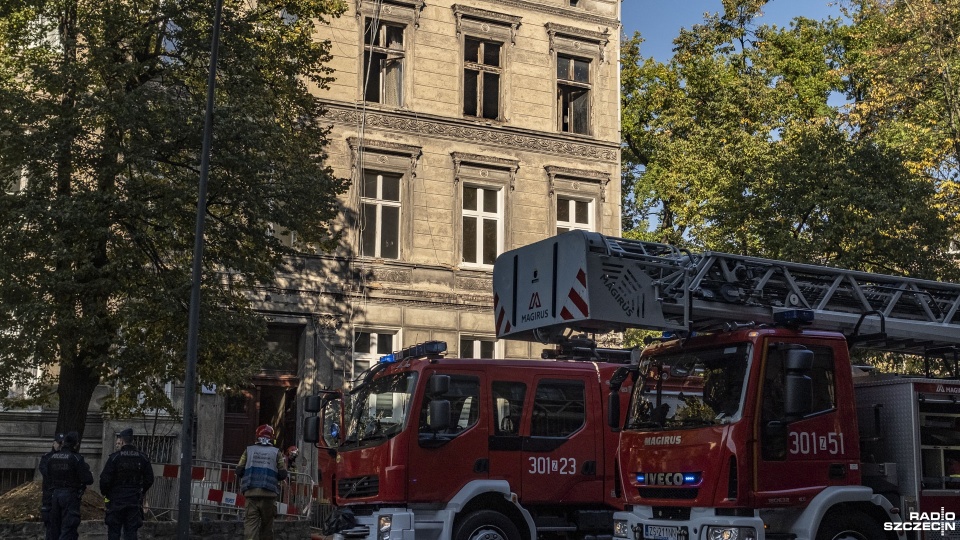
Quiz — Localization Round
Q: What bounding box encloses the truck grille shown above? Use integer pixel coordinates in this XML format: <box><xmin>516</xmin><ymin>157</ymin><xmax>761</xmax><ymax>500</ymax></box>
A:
<box><xmin>638</xmin><ymin>487</ymin><xmax>698</xmax><ymax>500</ymax></box>
<box><xmin>338</xmin><ymin>476</ymin><xmax>379</xmax><ymax>499</ymax></box>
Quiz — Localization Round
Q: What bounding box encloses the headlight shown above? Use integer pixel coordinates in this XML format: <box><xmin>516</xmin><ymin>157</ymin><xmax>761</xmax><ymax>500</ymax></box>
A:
<box><xmin>706</xmin><ymin>526</ymin><xmax>756</xmax><ymax>540</ymax></box>
<box><xmin>613</xmin><ymin>519</ymin><xmax>629</xmax><ymax>538</ymax></box>
<box><xmin>378</xmin><ymin>514</ymin><xmax>392</xmax><ymax>540</ymax></box>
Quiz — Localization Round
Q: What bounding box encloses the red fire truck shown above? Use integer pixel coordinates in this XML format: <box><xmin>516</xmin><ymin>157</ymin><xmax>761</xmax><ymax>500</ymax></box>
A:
<box><xmin>493</xmin><ymin>231</ymin><xmax>960</xmax><ymax>540</ymax></box>
<box><xmin>304</xmin><ymin>340</ymin><xmax>634</xmax><ymax>540</ymax></box>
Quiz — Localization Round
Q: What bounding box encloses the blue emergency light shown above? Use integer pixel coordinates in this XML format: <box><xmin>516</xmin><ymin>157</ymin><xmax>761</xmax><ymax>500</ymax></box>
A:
<box><xmin>379</xmin><ymin>341</ymin><xmax>448</xmax><ymax>364</ymax></box>
<box><xmin>774</xmin><ymin>310</ymin><xmax>815</xmax><ymax>326</ymax></box>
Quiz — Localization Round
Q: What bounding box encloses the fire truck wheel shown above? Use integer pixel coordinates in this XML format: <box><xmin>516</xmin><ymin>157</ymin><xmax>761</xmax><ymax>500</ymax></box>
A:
<box><xmin>816</xmin><ymin>510</ymin><xmax>885</xmax><ymax>540</ymax></box>
<box><xmin>454</xmin><ymin>510</ymin><xmax>521</xmax><ymax>540</ymax></box>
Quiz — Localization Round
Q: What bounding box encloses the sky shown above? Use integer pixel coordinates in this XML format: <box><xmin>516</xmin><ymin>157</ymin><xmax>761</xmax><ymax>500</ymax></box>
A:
<box><xmin>621</xmin><ymin>0</ymin><xmax>845</xmax><ymax>62</ymax></box>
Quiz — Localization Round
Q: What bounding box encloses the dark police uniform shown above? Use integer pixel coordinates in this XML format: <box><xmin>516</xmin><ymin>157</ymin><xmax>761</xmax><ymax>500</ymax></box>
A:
<box><xmin>99</xmin><ymin>438</ymin><xmax>154</xmax><ymax>540</ymax></box>
<box><xmin>41</xmin><ymin>433</ymin><xmax>93</xmax><ymax>540</ymax></box>
<box><xmin>38</xmin><ymin>436</ymin><xmax>63</xmax><ymax>540</ymax></box>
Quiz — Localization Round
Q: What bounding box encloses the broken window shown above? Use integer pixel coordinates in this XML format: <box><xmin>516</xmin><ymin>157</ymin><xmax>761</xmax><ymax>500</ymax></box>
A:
<box><xmin>360</xmin><ymin>170</ymin><xmax>401</xmax><ymax>259</ymax></box>
<box><xmin>363</xmin><ymin>18</ymin><xmax>404</xmax><ymax>105</ymax></box>
<box><xmin>557</xmin><ymin>55</ymin><xmax>591</xmax><ymax>134</ymax></box>
<box><xmin>463</xmin><ymin>37</ymin><xmax>502</xmax><ymax>120</ymax></box>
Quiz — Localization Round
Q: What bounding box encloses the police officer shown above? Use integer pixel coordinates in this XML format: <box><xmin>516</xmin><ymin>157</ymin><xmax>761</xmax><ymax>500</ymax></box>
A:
<box><xmin>39</xmin><ymin>433</ymin><xmax>64</xmax><ymax>540</ymax></box>
<box><xmin>99</xmin><ymin>428</ymin><xmax>154</xmax><ymax>540</ymax></box>
<box><xmin>237</xmin><ymin>424</ymin><xmax>287</xmax><ymax>540</ymax></box>
<box><xmin>41</xmin><ymin>431</ymin><xmax>93</xmax><ymax>540</ymax></box>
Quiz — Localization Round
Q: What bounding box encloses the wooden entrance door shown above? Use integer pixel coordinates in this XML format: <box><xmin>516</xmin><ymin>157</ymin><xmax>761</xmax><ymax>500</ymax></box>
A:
<box><xmin>223</xmin><ymin>389</ymin><xmax>258</xmax><ymax>464</ymax></box>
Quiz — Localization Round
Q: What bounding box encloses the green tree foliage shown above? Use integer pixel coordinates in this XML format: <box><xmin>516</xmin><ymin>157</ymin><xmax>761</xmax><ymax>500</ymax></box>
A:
<box><xmin>621</xmin><ymin>0</ymin><xmax>958</xmax><ymax>279</ymax></box>
<box><xmin>843</xmin><ymin>0</ymin><xmax>960</xmax><ymax>258</ymax></box>
<box><xmin>0</xmin><ymin>0</ymin><xmax>347</xmax><ymax>436</ymax></box>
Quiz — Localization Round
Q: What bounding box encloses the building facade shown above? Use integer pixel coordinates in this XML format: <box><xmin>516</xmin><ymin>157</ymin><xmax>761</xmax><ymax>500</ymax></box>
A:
<box><xmin>313</xmin><ymin>0</ymin><xmax>623</xmax><ymax>365</ymax></box>
<box><xmin>0</xmin><ymin>0</ymin><xmax>621</xmax><ymax>497</ymax></box>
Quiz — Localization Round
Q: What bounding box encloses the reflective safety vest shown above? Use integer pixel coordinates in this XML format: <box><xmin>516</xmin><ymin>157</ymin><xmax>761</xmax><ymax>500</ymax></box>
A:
<box><xmin>240</xmin><ymin>444</ymin><xmax>281</xmax><ymax>495</ymax></box>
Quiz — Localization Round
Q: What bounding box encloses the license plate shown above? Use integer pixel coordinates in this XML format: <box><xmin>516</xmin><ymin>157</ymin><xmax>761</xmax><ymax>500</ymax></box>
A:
<box><xmin>643</xmin><ymin>525</ymin><xmax>679</xmax><ymax>540</ymax></box>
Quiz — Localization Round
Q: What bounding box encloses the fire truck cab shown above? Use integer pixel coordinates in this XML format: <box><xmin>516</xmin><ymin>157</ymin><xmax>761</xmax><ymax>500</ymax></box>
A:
<box><xmin>305</xmin><ymin>341</ymin><xmax>632</xmax><ymax>540</ymax></box>
<box><xmin>494</xmin><ymin>231</ymin><xmax>960</xmax><ymax>540</ymax></box>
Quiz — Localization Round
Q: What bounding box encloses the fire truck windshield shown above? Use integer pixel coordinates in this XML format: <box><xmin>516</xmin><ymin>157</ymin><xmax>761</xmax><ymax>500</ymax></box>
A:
<box><xmin>345</xmin><ymin>372</ymin><xmax>418</xmax><ymax>446</ymax></box>
<box><xmin>625</xmin><ymin>343</ymin><xmax>751</xmax><ymax>430</ymax></box>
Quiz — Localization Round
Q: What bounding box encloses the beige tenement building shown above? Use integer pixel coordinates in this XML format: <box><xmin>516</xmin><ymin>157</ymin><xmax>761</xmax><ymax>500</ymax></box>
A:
<box><xmin>226</xmin><ymin>0</ymin><xmax>623</xmax><ymax>462</ymax></box>
<box><xmin>0</xmin><ymin>0</ymin><xmax>621</xmax><ymax>497</ymax></box>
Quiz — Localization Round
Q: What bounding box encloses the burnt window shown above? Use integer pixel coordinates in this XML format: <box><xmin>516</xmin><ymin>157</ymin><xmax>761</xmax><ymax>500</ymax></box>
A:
<box><xmin>463</xmin><ymin>37</ymin><xmax>502</xmax><ymax>120</ymax></box>
<box><xmin>557</xmin><ymin>55</ymin><xmax>591</xmax><ymax>134</ymax></box>
<box><xmin>363</xmin><ymin>18</ymin><xmax>404</xmax><ymax>105</ymax></box>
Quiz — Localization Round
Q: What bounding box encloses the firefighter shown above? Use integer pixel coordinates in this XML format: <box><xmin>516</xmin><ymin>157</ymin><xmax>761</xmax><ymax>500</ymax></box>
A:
<box><xmin>284</xmin><ymin>446</ymin><xmax>299</xmax><ymax>472</ymax></box>
<box><xmin>99</xmin><ymin>428</ymin><xmax>154</xmax><ymax>540</ymax></box>
<box><xmin>236</xmin><ymin>424</ymin><xmax>288</xmax><ymax>540</ymax></box>
<box><xmin>38</xmin><ymin>433</ymin><xmax>64</xmax><ymax>540</ymax></box>
<box><xmin>41</xmin><ymin>431</ymin><xmax>93</xmax><ymax>540</ymax></box>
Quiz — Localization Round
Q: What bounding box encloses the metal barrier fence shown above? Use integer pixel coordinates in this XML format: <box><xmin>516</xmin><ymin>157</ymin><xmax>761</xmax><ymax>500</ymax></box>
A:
<box><xmin>145</xmin><ymin>459</ymin><xmax>315</xmax><ymax>522</ymax></box>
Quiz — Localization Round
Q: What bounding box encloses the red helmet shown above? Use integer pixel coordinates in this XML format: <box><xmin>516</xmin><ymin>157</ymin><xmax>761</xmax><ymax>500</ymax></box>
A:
<box><xmin>255</xmin><ymin>424</ymin><xmax>274</xmax><ymax>439</ymax></box>
<box><xmin>286</xmin><ymin>445</ymin><xmax>298</xmax><ymax>456</ymax></box>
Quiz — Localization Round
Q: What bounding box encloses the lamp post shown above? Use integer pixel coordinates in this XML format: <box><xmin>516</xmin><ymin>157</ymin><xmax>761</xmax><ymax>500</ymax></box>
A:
<box><xmin>176</xmin><ymin>0</ymin><xmax>223</xmax><ymax>536</ymax></box>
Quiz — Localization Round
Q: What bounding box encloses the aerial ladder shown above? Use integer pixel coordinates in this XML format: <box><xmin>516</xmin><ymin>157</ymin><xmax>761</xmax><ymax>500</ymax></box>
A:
<box><xmin>493</xmin><ymin>230</ymin><xmax>960</xmax><ymax>357</ymax></box>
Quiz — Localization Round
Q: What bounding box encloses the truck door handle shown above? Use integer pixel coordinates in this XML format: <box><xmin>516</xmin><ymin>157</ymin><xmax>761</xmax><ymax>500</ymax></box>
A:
<box><xmin>474</xmin><ymin>459</ymin><xmax>489</xmax><ymax>473</ymax></box>
<box><xmin>829</xmin><ymin>464</ymin><xmax>846</xmax><ymax>479</ymax></box>
<box><xmin>582</xmin><ymin>461</ymin><xmax>597</xmax><ymax>475</ymax></box>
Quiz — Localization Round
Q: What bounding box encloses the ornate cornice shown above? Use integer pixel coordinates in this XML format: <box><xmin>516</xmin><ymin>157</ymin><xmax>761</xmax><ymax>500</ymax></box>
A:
<box><xmin>545</xmin><ymin>165</ymin><xmax>611</xmax><ymax>201</ymax></box>
<box><xmin>323</xmin><ymin>102</ymin><xmax>619</xmax><ymax>163</ymax></box>
<box><xmin>545</xmin><ymin>22</ymin><xmax>609</xmax><ymax>43</ymax></box>
<box><xmin>546</xmin><ymin>22</ymin><xmax>611</xmax><ymax>63</ymax></box>
<box><xmin>347</xmin><ymin>136</ymin><xmax>422</xmax><ymax>177</ymax></box>
<box><xmin>453</xmin><ymin>5</ymin><xmax>523</xmax><ymax>44</ymax></box>
<box><xmin>356</xmin><ymin>0</ymin><xmax>425</xmax><ymax>27</ymax></box>
<box><xmin>487</xmin><ymin>0</ymin><xmax>618</xmax><ymax>26</ymax></box>
<box><xmin>451</xmin><ymin>152</ymin><xmax>521</xmax><ymax>189</ymax></box>
<box><xmin>347</xmin><ymin>136</ymin><xmax>422</xmax><ymax>156</ymax></box>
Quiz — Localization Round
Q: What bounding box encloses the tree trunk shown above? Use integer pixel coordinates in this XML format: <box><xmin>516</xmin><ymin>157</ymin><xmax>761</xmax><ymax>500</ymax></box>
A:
<box><xmin>56</xmin><ymin>357</ymin><xmax>101</xmax><ymax>447</ymax></box>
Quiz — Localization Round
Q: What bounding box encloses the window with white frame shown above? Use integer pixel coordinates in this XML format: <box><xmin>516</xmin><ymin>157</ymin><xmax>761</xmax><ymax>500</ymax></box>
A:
<box><xmin>556</xmin><ymin>196</ymin><xmax>593</xmax><ymax>234</ymax></box>
<box><xmin>460</xmin><ymin>337</ymin><xmax>497</xmax><ymax>359</ymax></box>
<box><xmin>349</xmin><ymin>138</ymin><xmax>420</xmax><ymax>260</ymax></box>
<box><xmin>462</xmin><ymin>184</ymin><xmax>502</xmax><ymax>266</ymax></box>
<box><xmin>545</xmin><ymin>165</ymin><xmax>609</xmax><ymax>236</ymax></box>
<box><xmin>360</xmin><ymin>170</ymin><xmax>401</xmax><ymax>259</ymax></box>
<box><xmin>363</xmin><ymin>18</ymin><xmax>405</xmax><ymax>105</ymax></box>
<box><xmin>352</xmin><ymin>330</ymin><xmax>396</xmax><ymax>379</ymax></box>
<box><xmin>557</xmin><ymin>54</ymin><xmax>591</xmax><ymax>134</ymax></box>
<box><xmin>463</xmin><ymin>37</ymin><xmax>502</xmax><ymax>120</ymax></box>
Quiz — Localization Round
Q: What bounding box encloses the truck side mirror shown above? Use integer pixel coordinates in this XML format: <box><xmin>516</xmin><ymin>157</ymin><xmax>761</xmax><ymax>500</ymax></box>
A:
<box><xmin>304</xmin><ymin>416</ymin><xmax>320</xmax><ymax>444</ymax></box>
<box><xmin>305</xmin><ymin>396</ymin><xmax>323</xmax><ymax>414</ymax></box>
<box><xmin>785</xmin><ymin>349</ymin><xmax>813</xmax><ymax>418</ymax></box>
<box><xmin>305</xmin><ymin>390</ymin><xmax>341</xmax><ymax>413</ymax></box>
<box><xmin>429</xmin><ymin>399</ymin><xmax>451</xmax><ymax>431</ymax></box>
<box><xmin>428</xmin><ymin>375</ymin><xmax>450</xmax><ymax>396</ymax></box>
<box><xmin>608</xmin><ymin>391</ymin><xmax>621</xmax><ymax>429</ymax></box>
